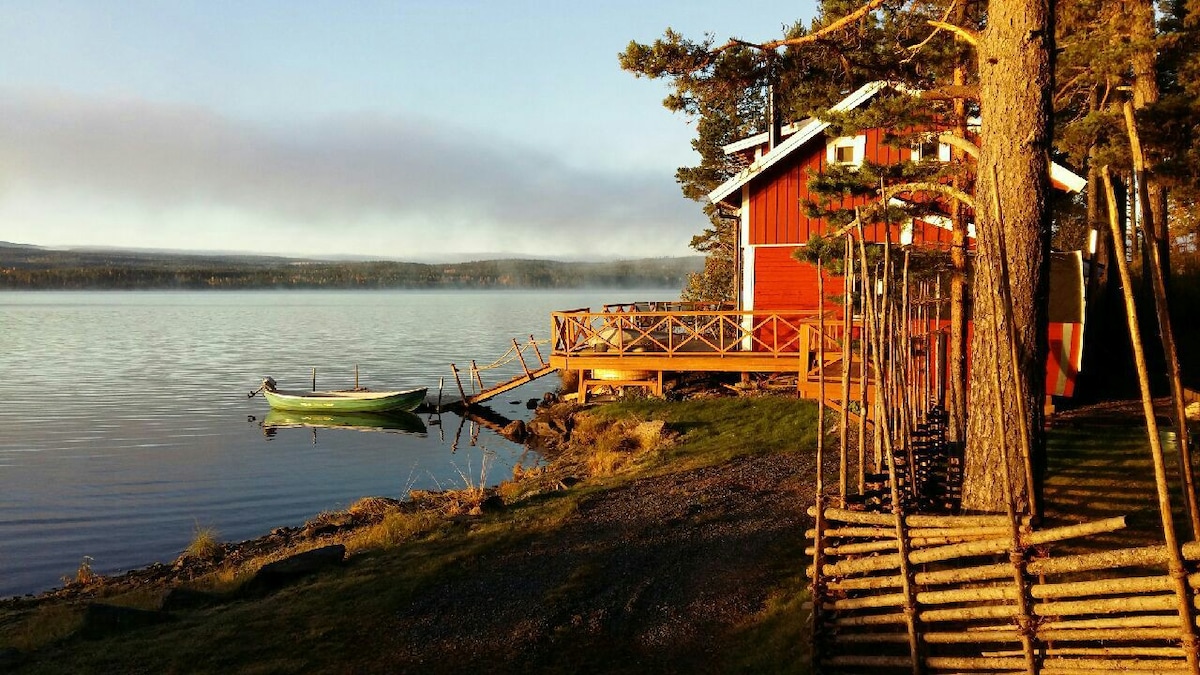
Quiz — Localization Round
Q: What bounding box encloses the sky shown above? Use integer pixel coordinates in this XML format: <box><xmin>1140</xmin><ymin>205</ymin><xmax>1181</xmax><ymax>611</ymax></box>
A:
<box><xmin>0</xmin><ymin>1</ymin><xmax>818</xmax><ymax>261</ymax></box>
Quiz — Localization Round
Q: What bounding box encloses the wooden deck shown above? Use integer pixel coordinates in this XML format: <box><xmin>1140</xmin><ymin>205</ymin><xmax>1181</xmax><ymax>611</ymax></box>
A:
<box><xmin>549</xmin><ymin>303</ymin><xmax>884</xmax><ymax>406</ymax></box>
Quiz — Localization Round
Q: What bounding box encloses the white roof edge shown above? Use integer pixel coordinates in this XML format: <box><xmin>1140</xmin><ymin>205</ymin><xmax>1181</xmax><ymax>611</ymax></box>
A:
<box><xmin>720</xmin><ymin>120</ymin><xmax>809</xmax><ymax>155</ymax></box>
<box><xmin>1051</xmin><ymin>163</ymin><xmax>1087</xmax><ymax>193</ymax></box>
<box><xmin>706</xmin><ymin>79</ymin><xmax>1088</xmax><ymax>205</ymax></box>
<box><xmin>721</xmin><ymin>132</ymin><xmax>770</xmax><ymax>155</ymax></box>
<box><xmin>707</xmin><ymin>81</ymin><xmax>892</xmax><ymax>205</ymax></box>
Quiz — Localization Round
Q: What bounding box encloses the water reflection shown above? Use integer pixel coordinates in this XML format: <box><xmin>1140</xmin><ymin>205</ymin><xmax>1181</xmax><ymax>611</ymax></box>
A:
<box><xmin>260</xmin><ymin>410</ymin><xmax>428</xmax><ymax>438</ymax></box>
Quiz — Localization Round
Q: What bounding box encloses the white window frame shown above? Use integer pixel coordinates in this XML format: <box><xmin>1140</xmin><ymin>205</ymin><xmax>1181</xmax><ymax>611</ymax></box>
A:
<box><xmin>912</xmin><ymin>133</ymin><xmax>951</xmax><ymax>163</ymax></box>
<box><xmin>826</xmin><ymin>134</ymin><xmax>866</xmax><ymax>167</ymax></box>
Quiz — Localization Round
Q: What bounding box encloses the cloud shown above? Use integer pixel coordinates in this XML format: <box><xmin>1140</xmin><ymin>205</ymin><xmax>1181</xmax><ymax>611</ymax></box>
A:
<box><xmin>0</xmin><ymin>89</ymin><xmax>702</xmax><ymax>258</ymax></box>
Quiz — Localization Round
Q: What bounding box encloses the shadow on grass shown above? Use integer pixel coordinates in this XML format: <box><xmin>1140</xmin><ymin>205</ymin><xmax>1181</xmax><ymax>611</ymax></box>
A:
<box><xmin>1043</xmin><ymin>425</ymin><xmax>1197</xmax><ymax>551</ymax></box>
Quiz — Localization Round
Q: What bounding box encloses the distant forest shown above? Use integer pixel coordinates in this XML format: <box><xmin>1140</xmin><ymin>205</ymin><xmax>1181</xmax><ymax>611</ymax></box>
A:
<box><xmin>0</xmin><ymin>244</ymin><xmax>703</xmax><ymax>290</ymax></box>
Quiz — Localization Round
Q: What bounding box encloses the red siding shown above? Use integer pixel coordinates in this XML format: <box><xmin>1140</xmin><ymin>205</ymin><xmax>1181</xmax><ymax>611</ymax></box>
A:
<box><xmin>752</xmin><ymin>247</ymin><xmax>844</xmax><ymax>352</ymax></box>
<box><xmin>753</xmin><ymin>247</ymin><xmax>846</xmax><ymax>311</ymax></box>
<box><xmin>747</xmin><ymin>129</ymin><xmax>966</xmax><ymax>249</ymax></box>
<box><xmin>918</xmin><ymin>318</ymin><xmax>1081</xmax><ymax>398</ymax></box>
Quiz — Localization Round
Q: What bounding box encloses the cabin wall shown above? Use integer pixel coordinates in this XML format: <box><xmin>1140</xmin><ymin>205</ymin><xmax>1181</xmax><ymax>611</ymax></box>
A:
<box><xmin>752</xmin><ymin>246</ymin><xmax>845</xmax><ymax>312</ymax></box>
<box><xmin>746</xmin><ymin>129</ymin><xmax>958</xmax><ymax>248</ymax></box>
<box><xmin>749</xmin><ymin>246</ymin><xmax>844</xmax><ymax>352</ymax></box>
<box><xmin>754</xmin><ymin>247</ymin><xmax>821</xmax><ymax>311</ymax></box>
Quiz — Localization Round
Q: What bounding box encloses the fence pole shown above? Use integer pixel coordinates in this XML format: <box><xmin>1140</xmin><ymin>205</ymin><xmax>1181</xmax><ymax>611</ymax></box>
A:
<box><xmin>1102</xmin><ymin>165</ymin><xmax>1200</xmax><ymax>674</ymax></box>
<box><xmin>1123</xmin><ymin>102</ymin><xmax>1200</xmax><ymax>538</ymax></box>
<box><xmin>840</xmin><ymin>239</ymin><xmax>852</xmax><ymax>502</ymax></box>
<box><xmin>529</xmin><ymin>334</ymin><xmax>546</xmax><ymax>367</ymax></box>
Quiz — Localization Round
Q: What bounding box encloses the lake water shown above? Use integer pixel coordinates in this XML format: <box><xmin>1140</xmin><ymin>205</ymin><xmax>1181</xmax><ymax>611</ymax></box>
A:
<box><xmin>0</xmin><ymin>289</ymin><xmax>660</xmax><ymax>598</ymax></box>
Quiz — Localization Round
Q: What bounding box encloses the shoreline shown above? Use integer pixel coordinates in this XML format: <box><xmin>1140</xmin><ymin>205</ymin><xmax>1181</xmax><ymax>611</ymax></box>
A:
<box><xmin>1</xmin><ymin>394</ymin><xmax>822</xmax><ymax>674</ymax></box>
<box><xmin>0</xmin><ymin>401</ymin><xmax>578</xmax><ymax>608</ymax></box>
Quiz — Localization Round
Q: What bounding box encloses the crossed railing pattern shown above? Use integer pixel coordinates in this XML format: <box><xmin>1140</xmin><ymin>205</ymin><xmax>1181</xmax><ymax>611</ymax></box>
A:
<box><xmin>550</xmin><ymin>306</ymin><xmax>849</xmax><ymax>361</ymax></box>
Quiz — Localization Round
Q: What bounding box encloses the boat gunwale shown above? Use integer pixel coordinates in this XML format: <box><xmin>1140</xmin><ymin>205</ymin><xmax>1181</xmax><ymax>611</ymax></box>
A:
<box><xmin>266</xmin><ymin>387</ymin><xmax>426</xmax><ymax>401</ymax></box>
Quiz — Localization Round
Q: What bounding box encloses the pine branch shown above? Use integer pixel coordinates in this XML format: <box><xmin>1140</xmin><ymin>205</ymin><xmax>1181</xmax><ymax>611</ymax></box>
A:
<box><xmin>882</xmin><ymin>182</ymin><xmax>977</xmax><ymax>210</ymax></box>
<box><xmin>939</xmin><ymin>133</ymin><xmax>980</xmax><ymax>158</ymax></box>
<box><xmin>903</xmin><ymin>0</ymin><xmax>963</xmax><ymax>62</ymax></box>
<box><xmin>927</xmin><ymin>20</ymin><xmax>980</xmax><ymax>48</ymax></box>
<box><xmin>715</xmin><ymin>0</ymin><xmax>890</xmax><ymax>53</ymax></box>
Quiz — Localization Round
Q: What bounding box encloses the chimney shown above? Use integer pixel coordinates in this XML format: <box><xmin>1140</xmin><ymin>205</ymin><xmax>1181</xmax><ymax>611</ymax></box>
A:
<box><xmin>767</xmin><ymin>82</ymin><xmax>783</xmax><ymax>151</ymax></box>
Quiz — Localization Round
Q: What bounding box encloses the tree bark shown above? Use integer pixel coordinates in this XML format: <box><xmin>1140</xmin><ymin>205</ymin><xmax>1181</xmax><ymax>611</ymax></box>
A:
<box><xmin>961</xmin><ymin>0</ymin><xmax>1054</xmax><ymax>513</ymax></box>
<box><xmin>946</xmin><ymin>8</ymin><xmax>971</xmax><ymax>444</ymax></box>
<box><xmin>1130</xmin><ymin>0</ymin><xmax>1171</xmax><ymax>279</ymax></box>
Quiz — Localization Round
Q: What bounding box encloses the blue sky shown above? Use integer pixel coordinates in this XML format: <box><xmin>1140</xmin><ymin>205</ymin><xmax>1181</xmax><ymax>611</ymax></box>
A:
<box><xmin>0</xmin><ymin>1</ymin><xmax>817</xmax><ymax>260</ymax></box>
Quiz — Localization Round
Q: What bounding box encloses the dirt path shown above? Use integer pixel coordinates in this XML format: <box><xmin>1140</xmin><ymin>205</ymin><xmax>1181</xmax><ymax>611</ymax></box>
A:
<box><xmin>364</xmin><ymin>450</ymin><xmax>815</xmax><ymax>674</ymax></box>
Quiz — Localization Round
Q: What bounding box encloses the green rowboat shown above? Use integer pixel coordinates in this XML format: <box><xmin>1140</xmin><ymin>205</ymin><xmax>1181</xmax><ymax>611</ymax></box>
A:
<box><xmin>256</xmin><ymin>378</ymin><xmax>427</xmax><ymax>413</ymax></box>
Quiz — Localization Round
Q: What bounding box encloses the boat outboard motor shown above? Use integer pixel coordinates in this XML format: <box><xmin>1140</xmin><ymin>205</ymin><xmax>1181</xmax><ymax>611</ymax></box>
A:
<box><xmin>249</xmin><ymin>377</ymin><xmax>278</xmax><ymax>398</ymax></box>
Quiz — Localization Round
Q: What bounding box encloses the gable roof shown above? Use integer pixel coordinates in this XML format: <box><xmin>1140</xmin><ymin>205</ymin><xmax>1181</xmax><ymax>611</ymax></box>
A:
<box><xmin>707</xmin><ymin>81</ymin><xmax>889</xmax><ymax>206</ymax></box>
<box><xmin>706</xmin><ymin>80</ymin><xmax>1085</xmax><ymax>206</ymax></box>
<box><xmin>720</xmin><ymin>119</ymin><xmax>812</xmax><ymax>155</ymax></box>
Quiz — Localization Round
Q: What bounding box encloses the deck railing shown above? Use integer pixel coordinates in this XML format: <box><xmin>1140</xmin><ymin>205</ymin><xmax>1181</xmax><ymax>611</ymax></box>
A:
<box><xmin>550</xmin><ymin>305</ymin><xmax>849</xmax><ymax>360</ymax></box>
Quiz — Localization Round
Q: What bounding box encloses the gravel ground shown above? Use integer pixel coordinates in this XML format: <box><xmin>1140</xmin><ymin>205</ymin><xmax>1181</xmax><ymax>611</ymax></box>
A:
<box><xmin>366</xmin><ymin>449</ymin><xmax>818</xmax><ymax>674</ymax></box>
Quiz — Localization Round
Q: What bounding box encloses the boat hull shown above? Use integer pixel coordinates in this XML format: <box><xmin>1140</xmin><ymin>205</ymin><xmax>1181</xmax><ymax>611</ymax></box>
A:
<box><xmin>262</xmin><ymin>387</ymin><xmax>427</xmax><ymax>413</ymax></box>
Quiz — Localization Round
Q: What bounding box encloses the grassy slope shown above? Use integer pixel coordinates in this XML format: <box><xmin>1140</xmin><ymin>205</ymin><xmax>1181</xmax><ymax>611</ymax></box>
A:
<box><xmin>2</xmin><ymin>396</ymin><xmax>819</xmax><ymax>674</ymax></box>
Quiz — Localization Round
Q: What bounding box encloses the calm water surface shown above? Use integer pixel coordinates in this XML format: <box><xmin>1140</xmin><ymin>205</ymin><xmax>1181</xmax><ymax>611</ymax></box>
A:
<box><xmin>0</xmin><ymin>289</ymin><xmax>659</xmax><ymax>598</ymax></box>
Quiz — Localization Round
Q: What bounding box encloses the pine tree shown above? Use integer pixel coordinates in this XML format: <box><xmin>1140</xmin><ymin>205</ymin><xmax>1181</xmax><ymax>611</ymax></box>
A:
<box><xmin>621</xmin><ymin>0</ymin><xmax>1063</xmax><ymax>513</ymax></box>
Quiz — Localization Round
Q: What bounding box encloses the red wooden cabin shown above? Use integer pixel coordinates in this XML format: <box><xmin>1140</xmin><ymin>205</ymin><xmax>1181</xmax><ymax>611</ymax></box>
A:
<box><xmin>706</xmin><ymin>81</ymin><xmax>1087</xmax><ymax>400</ymax></box>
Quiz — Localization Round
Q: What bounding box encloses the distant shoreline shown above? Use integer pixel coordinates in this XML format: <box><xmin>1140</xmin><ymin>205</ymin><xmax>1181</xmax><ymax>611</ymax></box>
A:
<box><xmin>0</xmin><ymin>285</ymin><xmax>686</xmax><ymax>292</ymax></box>
<box><xmin>0</xmin><ymin>246</ymin><xmax>702</xmax><ymax>291</ymax></box>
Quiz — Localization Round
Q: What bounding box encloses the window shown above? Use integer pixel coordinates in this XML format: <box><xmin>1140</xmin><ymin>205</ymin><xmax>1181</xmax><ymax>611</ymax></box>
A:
<box><xmin>913</xmin><ymin>134</ymin><xmax>950</xmax><ymax>162</ymax></box>
<box><xmin>826</xmin><ymin>135</ymin><xmax>866</xmax><ymax>167</ymax></box>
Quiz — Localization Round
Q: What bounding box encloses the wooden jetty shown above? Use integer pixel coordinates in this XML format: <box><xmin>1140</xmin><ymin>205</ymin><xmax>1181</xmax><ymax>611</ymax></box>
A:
<box><xmin>450</xmin><ymin>336</ymin><xmax>558</xmax><ymax>407</ymax></box>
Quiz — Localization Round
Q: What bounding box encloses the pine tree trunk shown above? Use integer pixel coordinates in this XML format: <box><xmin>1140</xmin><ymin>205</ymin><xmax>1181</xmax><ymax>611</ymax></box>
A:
<box><xmin>946</xmin><ymin>17</ymin><xmax>970</xmax><ymax>444</ymax></box>
<box><xmin>961</xmin><ymin>0</ymin><xmax>1054</xmax><ymax>513</ymax></box>
<box><xmin>1130</xmin><ymin>0</ymin><xmax>1170</xmax><ymax>279</ymax></box>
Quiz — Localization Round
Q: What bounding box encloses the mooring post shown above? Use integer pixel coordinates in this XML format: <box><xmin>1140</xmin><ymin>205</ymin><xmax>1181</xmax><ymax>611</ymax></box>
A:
<box><xmin>450</xmin><ymin>363</ymin><xmax>469</xmax><ymax>406</ymax></box>
<box><xmin>513</xmin><ymin>338</ymin><xmax>531</xmax><ymax>377</ymax></box>
<box><xmin>312</xmin><ymin>367</ymin><xmax>317</xmax><ymax>392</ymax></box>
<box><xmin>529</xmin><ymin>334</ymin><xmax>546</xmax><ymax>367</ymax></box>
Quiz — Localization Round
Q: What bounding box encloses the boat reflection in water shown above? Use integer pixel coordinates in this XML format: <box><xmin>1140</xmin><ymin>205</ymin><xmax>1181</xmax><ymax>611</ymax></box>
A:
<box><xmin>261</xmin><ymin>409</ymin><xmax>428</xmax><ymax>439</ymax></box>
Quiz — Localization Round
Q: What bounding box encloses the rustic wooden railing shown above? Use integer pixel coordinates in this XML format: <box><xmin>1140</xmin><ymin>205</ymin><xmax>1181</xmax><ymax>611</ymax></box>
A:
<box><xmin>550</xmin><ymin>307</ymin><xmax>847</xmax><ymax>359</ymax></box>
<box><xmin>807</xmin><ymin>505</ymin><xmax>1200</xmax><ymax>674</ymax></box>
